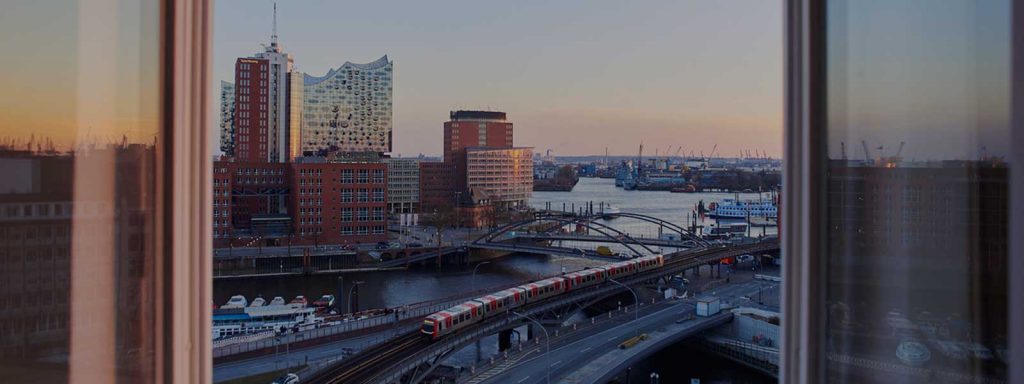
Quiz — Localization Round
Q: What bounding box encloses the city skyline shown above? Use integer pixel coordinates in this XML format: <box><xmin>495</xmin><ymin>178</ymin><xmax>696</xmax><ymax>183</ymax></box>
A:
<box><xmin>212</xmin><ymin>0</ymin><xmax>784</xmax><ymax>158</ymax></box>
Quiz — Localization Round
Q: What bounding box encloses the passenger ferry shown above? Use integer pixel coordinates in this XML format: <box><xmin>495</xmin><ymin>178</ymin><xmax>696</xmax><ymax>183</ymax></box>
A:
<box><xmin>212</xmin><ymin>302</ymin><xmax>322</xmax><ymax>340</ymax></box>
<box><xmin>707</xmin><ymin>198</ymin><xmax>778</xmax><ymax>219</ymax></box>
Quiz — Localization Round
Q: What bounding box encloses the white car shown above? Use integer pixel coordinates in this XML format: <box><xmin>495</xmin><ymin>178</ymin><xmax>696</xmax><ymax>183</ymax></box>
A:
<box><xmin>272</xmin><ymin>373</ymin><xmax>299</xmax><ymax>384</ymax></box>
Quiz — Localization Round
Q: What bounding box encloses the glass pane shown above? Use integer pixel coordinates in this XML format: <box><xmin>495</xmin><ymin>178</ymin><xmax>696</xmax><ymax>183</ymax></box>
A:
<box><xmin>826</xmin><ymin>0</ymin><xmax>1009</xmax><ymax>382</ymax></box>
<box><xmin>0</xmin><ymin>1</ymin><xmax>162</xmax><ymax>383</ymax></box>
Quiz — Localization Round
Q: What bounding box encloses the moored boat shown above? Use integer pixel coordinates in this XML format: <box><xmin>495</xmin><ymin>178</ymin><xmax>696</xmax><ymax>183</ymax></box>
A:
<box><xmin>220</xmin><ymin>295</ymin><xmax>248</xmax><ymax>309</ymax></box>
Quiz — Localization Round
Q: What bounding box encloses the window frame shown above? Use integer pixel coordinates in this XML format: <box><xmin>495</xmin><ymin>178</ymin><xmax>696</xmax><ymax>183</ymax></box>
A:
<box><xmin>782</xmin><ymin>0</ymin><xmax>828</xmax><ymax>383</ymax></box>
<box><xmin>165</xmin><ymin>0</ymin><xmax>214</xmax><ymax>382</ymax></box>
<box><xmin>784</xmin><ymin>2</ymin><xmax>1024</xmax><ymax>383</ymax></box>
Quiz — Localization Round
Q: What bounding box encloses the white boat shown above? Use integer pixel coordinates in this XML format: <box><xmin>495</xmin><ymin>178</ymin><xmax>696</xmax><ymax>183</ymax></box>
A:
<box><xmin>220</xmin><ymin>295</ymin><xmax>248</xmax><ymax>309</ymax></box>
<box><xmin>600</xmin><ymin>204</ymin><xmax>620</xmax><ymax>218</ymax></box>
<box><xmin>896</xmin><ymin>340</ymin><xmax>931</xmax><ymax>366</ymax></box>
<box><xmin>212</xmin><ymin>304</ymin><xmax>323</xmax><ymax>340</ymax></box>
<box><xmin>707</xmin><ymin>198</ymin><xmax>777</xmax><ymax>219</ymax></box>
<box><xmin>269</xmin><ymin>296</ymin><xmax>286</xmax><ymax>306</ymax></box>
<box><xmin>249</xmin><ymin>297</ymin><xmax>266</xmax><ymax>307</ymax></box>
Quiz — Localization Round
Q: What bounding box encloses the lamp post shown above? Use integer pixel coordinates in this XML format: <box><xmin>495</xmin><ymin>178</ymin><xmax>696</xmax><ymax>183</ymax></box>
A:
<box><xmin>512</xmin><ymin>311</ymin><xmax>550</xmax><ymax>384</ymax></box>
<box><xmin>471</xmin><ymin>261</ymin><xmax>491</xmax><ymax>292</ymax></box>
<box><xmin>609</xmin><ymin>278</ymin><xmax>640</xmax><ymax>337</ymax></box>
<box><xmin>348</xmin><ymin>281</ymin><xmax>365</xmax><ymax>314</ymax></box>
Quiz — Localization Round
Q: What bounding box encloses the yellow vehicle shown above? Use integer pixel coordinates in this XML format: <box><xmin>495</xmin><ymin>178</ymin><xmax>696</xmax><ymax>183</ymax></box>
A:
<box><xmin>596</xmin><ymin>246</ymin><xmax>616</xmax><ymax>256</ymax></box>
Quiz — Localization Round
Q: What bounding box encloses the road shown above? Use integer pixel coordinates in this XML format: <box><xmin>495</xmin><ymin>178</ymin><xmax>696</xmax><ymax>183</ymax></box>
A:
<box><xmin>472</xmin><ymin>275</ymin><xmax>776</xmax><ymax>384</ymax></box>
<box><xmin>213</xmin><ymin>327</ymin><xmax>409</xmax><ymax>382</ymax></box>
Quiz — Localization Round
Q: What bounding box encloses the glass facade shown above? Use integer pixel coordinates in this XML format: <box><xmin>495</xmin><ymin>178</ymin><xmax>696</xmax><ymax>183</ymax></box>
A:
<box><xmin>301</xmin><ymin>56</ymin><xmax>394</xmax><ymax>154</ymax></box>
<box><xmin>824</xmin><ymin>0</ymin><xmax>1010</xmax><ymax>381</ymax></box>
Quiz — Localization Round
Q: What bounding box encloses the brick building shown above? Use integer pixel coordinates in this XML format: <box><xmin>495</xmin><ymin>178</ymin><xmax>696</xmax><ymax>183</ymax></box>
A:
<box><xmin>291</xmin><ymin>153</ymin><xmax>388</xmax><ymax>245</ymax></box>
<box><xmin>213</xmin><ymin>153</ymin><xmax>388</xmax><ymax>247</ymax></box>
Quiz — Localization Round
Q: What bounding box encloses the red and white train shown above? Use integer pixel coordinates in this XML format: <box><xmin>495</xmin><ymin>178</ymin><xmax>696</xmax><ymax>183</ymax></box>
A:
<box><xmin>421</xmin><ymin>254</ymin><xmax>665</xmax><ymax>339</ymax></box>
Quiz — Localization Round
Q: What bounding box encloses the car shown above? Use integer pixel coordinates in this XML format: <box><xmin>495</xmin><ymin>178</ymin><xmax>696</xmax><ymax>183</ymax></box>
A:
<box><xmin>271</xmin><ymin>373</ymin><xmax>299</xmax><ymax>384</ymax></box>
<box><xmin>376</xmin><ymin>241</ymin><xmax>390</xmax><ymax>250</ymax></box>
<box><xmin>737</xmin><ymin>254</ymin><xmax>755</xmax><ymax>262</ymax></box>
<box><xmin>388</xmin><ymin>241</ymin><xmax>402</xmax><ymax>249</ymax></box>
<box><xmin>408</xmin><ymin>242</ymin><xmax>424</xmax><ymax>248</ymax></box>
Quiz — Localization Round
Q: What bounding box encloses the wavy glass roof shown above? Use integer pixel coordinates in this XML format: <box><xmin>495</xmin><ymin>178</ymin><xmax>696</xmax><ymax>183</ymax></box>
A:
<box><xmin>303</xmin><ymin>55</ymin><xmax>391</xmax><ymax>86</ymax></box>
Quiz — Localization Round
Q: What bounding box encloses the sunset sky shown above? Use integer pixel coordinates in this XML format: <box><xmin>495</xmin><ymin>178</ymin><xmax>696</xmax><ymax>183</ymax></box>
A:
<box><xmin>2</xmin><ymin>1</ymin><xmax>1008</xmax><ymax>161</ymax></box>
<box><xmin>212</xmin><ymin>0</ymin><xmax>784</xmax><ymax>158</ymax></box>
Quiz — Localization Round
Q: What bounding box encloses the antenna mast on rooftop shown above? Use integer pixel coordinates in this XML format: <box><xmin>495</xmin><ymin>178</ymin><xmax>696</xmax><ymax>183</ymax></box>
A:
<box><xmin>271</xmin><ymin>2</ymin><xmax>279</xmax><ymax>49</ymax></box>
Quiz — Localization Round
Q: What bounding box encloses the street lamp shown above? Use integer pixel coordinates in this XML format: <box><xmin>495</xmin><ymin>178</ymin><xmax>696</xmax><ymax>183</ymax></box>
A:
<box><xmin>471</xmin><ymin>261</ymin><xmax>491</xmax><ymax>292</ymax></box>
<box><xmin>608</xmin><ymin>278</ymin><xmax>640</xmax><ymax>337</ymax></box>
<box><xmin>512</xmin><ymin>311</ymin><xmax>550</xmax><ymax>384</ymax></box>
<box><xmin>348</xmin><ymin>281</ymin><xmax>365</xmax><ymax>314</ymax></box>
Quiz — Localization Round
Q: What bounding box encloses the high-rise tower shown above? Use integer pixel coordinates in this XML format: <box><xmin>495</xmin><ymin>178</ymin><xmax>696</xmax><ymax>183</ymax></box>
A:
<box><xmin>221</xmin><ymin>4</ymin><xmax>302</xmax><ymax>163</ymax></box>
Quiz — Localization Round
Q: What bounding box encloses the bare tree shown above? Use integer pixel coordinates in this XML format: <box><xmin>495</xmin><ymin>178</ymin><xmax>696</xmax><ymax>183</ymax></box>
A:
<box><xmin>424</xmin><ymin>205</ymin><xmax>459</xmax><ymax>247</ymax></box>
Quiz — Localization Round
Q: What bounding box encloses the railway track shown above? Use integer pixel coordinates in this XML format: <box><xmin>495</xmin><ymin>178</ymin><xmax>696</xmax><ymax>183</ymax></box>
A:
<box><xmin>306</xmin><ymin>241</ymin><xmax>777</xmax><ymax>384</ymax></box>
<box><xmin>307</xmin><ymin>331</ymin><xmax>428</xmax><ymax>383</ymax></box>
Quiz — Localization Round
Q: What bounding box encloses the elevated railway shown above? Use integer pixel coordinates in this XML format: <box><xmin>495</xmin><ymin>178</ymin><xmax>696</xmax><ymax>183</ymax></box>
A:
<box><xmin>306</xmin><ymin>240</ymin><xmax>778</xmax><ymax>384</ymax></box>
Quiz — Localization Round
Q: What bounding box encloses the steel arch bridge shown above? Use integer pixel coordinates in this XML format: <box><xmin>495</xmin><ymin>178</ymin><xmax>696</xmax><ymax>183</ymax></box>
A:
<box><xmin>474</xmin><ymin>214</ymin><xmax>658</xmax><ymax>256</ymax></box>
<box><xmin>474</xmin><ymin>211</ymin><xmax>709</xmax><ymax>254</ymax></box>
<box><xmin>583</xmin><ymin>211</ymin><xmax>709</xmax><ymax>246</ymax></box>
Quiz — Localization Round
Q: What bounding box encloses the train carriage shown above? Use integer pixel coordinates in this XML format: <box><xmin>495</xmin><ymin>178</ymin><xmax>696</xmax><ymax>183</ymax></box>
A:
<box><xmin>519</xmin><ymin>277</ymin><xmax>566</xmax><ymax>304</ymax></box>
<box><xmin>423</xmin><ymin>254</ymin><xmax>667</xmax><ymax>340</ymax></box>
<box><xmin>421</xmin><ymin>301</ymin><xmax>484</xmax><ymax>340</ymax></box>
<box><xmin>565</xmin><ymin>268</ymin><xmax>607</xmax><ymax>291</ymax></box>
<box><xmin>635</xmin><ymin>254</ymin><xmax>664</xmax><ymax>273</ymax></box>
<box><xmin>473</xmin><ymin>287</ymin><xmax>527</xmax><ymax>318</ymax></box>
<box><xmin>605</xmin><ymin>259</ymin><xmax>640</xmax><ymax>279</ymax></box>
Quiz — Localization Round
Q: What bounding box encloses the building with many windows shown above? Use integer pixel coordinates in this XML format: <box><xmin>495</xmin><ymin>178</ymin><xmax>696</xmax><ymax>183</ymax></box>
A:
<box><xmin>300</xmin><ymin>56</ymin><xmax>394</xmax><ymax>154</ymax></box>
<box><xmin>465</xmin><ymin>147</ymin><xmax>533</xmax><ymax>209</ymax></box>
<box><xmin>444</xmin><ymin>110</ymin><xmax>513</xmax><ymax>188</ymax></box>
<box><xmin>384</xmin><ymin>157</ymin><xmax>420</xmax><ymax>214</ymax></box>
<box><xmin>290</xmin><ymin>153</ymin><xmax>388</xmax><ymax>245</ymax></box>
<box><xmin>219</xmin><ymin>30</ymin><xmax>302</xmax><ymax>163</ymax></box>
<box><xmin>213</xmin><ymin>152</ymin><xmax>388</xmax><ymax>246</ymax></box>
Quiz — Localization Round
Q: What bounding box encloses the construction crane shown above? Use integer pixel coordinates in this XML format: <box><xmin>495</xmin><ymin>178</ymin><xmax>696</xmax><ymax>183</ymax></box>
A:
<box><xmin>709</xmin><ymin>144</ymin><xmax>718</xmax><ymax>159</ymax></box>
<box><xmin>895</xmin><ymin>141</ymin><xmax>905</xmax><ymax>158</ymax></box>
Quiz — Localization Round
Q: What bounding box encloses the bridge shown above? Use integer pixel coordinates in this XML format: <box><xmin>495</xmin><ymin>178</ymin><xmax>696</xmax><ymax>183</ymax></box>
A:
<box><xmin>303</xmin><ymin>240</ymin><xmax>779</xmax><ymax>383</ymax></box>
<box><xmin>511</xmin><ymin>232</ymin><xmax>703</xmax><ymax>249</ymax></box>
<box><xmin>212</xmin><ymin>212</ymin><xmax>713</xmax><ymax>279</ymax></box>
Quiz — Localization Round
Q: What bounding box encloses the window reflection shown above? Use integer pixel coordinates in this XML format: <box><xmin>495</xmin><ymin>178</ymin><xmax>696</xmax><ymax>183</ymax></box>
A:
<box><xmin>0</xmin><ymin>1</ymin><xmax>161</xmax><ymax>382</ymax></box>
<box><xmin>826</xmin><ymin>0</ymin><xmax>1009</xmax><ymax>381</ymax></box>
